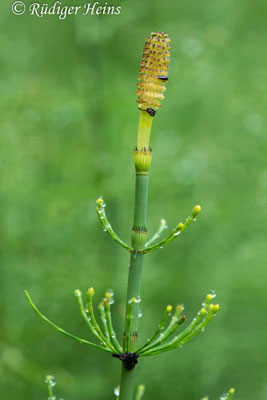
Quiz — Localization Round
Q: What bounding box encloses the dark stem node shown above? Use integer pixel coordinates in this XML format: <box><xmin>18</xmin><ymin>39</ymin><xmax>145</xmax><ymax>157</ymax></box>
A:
<box><xmin>112</xmin><ymin>352</ymin><xmax>139</xmax><ymax>371</ymax></box>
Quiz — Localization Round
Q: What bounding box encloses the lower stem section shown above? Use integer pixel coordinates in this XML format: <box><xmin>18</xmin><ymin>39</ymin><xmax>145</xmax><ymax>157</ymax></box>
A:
<box><xmin>124</xmin><ymin>252</ymin><xmax>144</xmax><ymax>350</ymax></box>
<box><xmin>119</xmin><ymin>172</ymin><xmax>149</xmax><ymax>400</ymax></box>
<box><xmin>119</xmin><ymin>366</ymin><xmax>135</xmax><ymax>400</ymax></box>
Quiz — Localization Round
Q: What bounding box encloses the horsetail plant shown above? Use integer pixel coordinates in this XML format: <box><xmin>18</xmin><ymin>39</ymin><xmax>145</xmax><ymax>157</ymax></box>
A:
<box><xmin>26</xmin><ymin>32</ymin><xmax>235</xmax><ymax>400</ymax></box>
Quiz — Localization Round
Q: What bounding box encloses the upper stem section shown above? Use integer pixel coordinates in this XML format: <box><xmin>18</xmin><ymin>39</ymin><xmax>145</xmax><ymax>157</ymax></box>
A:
<box><xmin>137</xmin><ymin>111</ymin><xmax>153</xmax><ymax>150</ymax></box>
<box><xmin>131</xmin><ymin>174</ymin><xmax>149</xmax><ymax>249</ymax></box>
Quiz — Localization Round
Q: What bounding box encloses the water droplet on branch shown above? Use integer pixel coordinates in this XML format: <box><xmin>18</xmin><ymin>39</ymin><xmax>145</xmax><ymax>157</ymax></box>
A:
<box><xmin>114</xmin><ymin>386</ymin><xmax>120</xmax><ymax>396</ymax></box>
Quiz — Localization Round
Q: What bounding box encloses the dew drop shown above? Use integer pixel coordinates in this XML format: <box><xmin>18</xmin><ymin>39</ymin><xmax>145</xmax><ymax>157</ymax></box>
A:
<box><xmin>193</xmin><ymin>217</ymin><xmax>197</xmax><ymax>222</ymax></box>
<box><xmin>138</xmin><ymin>310</ymin><xmax>143</xmax><ymax>318</ymax></box>
<box><xmin>201</xmin><ymin>327</ymin><xmax>205</xmax><ymax>332</ymax></box>
<box><xmin>114</xmin><ymin>386</ymin><xmax>120</xmax><ymax>396</ymax></box>
<box><xmin>209</xmin><ymin>290</ymin><xmax>216</xmax><ymax>299</ymax></box>
<box><xmin>173</xmin><ymin>231</ymin><xmax>180</xmax><ymax>237</ymax></box>
<box><xmin>135</xmin><ymin>296</ymin><xmax>141</xmax><ymax>303</ymax></box>
<box><xmin>45</xmin><ymin>376</ymin><xmax>56</xmax><ymax>387</ymax></box>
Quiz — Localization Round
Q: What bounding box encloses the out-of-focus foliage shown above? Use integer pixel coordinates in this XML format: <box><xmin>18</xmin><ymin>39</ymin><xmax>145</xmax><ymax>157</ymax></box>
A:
<box><xmin>0</xmin><ymin>0</ymin><xmax>267</xmax><ymax>399</ymax></box>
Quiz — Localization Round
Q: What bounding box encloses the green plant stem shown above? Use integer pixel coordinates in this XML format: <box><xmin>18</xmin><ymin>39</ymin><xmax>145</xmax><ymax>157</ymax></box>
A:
<box><xmin>119</xmin><ymin>172</ymin><xmax>149</xmax><ymax>400</ymax></box>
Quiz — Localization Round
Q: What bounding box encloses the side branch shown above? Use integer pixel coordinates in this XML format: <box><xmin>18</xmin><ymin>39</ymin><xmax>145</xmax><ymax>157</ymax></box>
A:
<box><xmin>24</xmin><ymin>291</ymin><xmax>113</xmax><ymax>353</ymax></box>
<box><xmin>137</xmin><ymin>292</ymin><xmax>219</xmax><ymax>357</ymax></box>
<box><xmin>143</xmin><ymin>205</ymin><xmax>201</xmax><ymax>254</ymax></box>
<box><xmin>145</xmin><ymin>218</ymin><xmax>167</xmax><ymax>247</ymax></box>
<box><xmin>96</xmin><ymin>197</ymin><xmax>134</xmax><ymax>252</ymax></box>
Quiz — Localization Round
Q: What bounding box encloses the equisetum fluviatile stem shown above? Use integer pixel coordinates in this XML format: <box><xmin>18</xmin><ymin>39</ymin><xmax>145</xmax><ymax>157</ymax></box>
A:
<box><xmin>119</xmin><ymin>31</ymin><xmax>171</xmax><ymax>400</ymax></box>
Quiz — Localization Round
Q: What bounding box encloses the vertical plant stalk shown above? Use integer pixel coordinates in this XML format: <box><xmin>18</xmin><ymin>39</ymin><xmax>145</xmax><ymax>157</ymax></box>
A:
<box><xmin>119</xmin><ymin>113</ymin><xmax>152</xmax><ymax>400</ymax></box>
<box><xmin>119</xmin><ymin>32</ymin><xmax>170</xmax><ymax>400</ymax></box>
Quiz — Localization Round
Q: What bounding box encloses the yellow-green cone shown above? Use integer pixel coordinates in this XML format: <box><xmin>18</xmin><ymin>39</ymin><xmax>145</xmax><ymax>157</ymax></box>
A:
<box><xmin>137</xmin><ymin>32</ymin><xmax>171</xmax><ymax>115</ymax></box>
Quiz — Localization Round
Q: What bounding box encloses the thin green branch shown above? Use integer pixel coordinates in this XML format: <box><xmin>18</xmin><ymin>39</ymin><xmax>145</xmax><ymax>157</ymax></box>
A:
<box><xmin>45</xmin><ymin>375</ymin><xmax>56</xmax><ymax>400</ymax></box>
<box><xmin>143</xmin><ymin>205</ymin><xmax>201</xmax><ymax>254</ymax></box>
<box><xmin>24</xmin><ymin>291</ymin><xmax>112</xmax><ymax>353</ymax></box>
<box><xmin>86</xmin><ymin>288</ymin><xmax>117</xmax><ymax>352</ymax></box>
<box><xmin>135</xmin><ymin>385</ymin><xmax>145</xmax><ymax>400</ymax></box>
<box><xmin>74</xmin><ymin>289</ymin><xmax>114</xmax><ymax>351</ymax></box>
<box><xmin>145</xmin><ymin>218</ymin><xmax>167</xmax><ymax>247</ymax></box>
<box><xmin>201</xmin><ymin>388</ymin><xmax>235</xmax><ymax>400</ymax></box>
<box><xmin>98</xmin><ymin>300</ymin><xmax>109</xmax><ymax>338</ymax></box>
<box><xmin>137</xmin><ymin>305</ymin><xmax>186</xmax><ymax>355</ymax></box>
<box><xmin>140</xmin><ymin>302</ymin><xmax>219</xmax><ymax>357</ymax></box>
<box><xmin>103</xmin><ymin>292</ymin><xmax>123</xmax><ymax>353</ymax></box>
<box><xmin>136</xmin><ymin>304</ymin><xmax>173</xmax><ymax>354</ymax></box>
<box><xmin>96</xmin><ymin>197</ymin><xmax>133</xmax><ymax>252</ymax></box>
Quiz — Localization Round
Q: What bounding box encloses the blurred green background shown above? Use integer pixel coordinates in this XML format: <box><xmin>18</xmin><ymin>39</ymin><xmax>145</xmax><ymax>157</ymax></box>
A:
<box><xmin>1</xmin><ymin>0</ymin><xmax>266</xmax><ymax>399</ymax></box>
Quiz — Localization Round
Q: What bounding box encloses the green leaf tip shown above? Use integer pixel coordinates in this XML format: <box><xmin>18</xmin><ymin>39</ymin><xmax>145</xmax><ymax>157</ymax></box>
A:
<box><xmin>192</xmin><ymin>204</ymin><xmax>202</xmax><ymax>217</ymax></box>
<box><xmin>87</xmin><ymin>287</ymin><xmax>95</xmax><ymax>296</ymax></box>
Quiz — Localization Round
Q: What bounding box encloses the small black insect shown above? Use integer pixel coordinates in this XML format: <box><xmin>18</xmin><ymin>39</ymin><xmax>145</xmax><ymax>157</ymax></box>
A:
<box><xmin>112</xmin><ymin>352</ymin><xmax>139</xmax><ymax>371</ymax></box>
<box><xmin>146</xmin><ymin>108</ymin><xmax>156</xmax><ymax>117</ymax></box>
<box><xmin>158</xmin><ymin>75</ymin><xmax>168</xmax><ymax>81</ymax></box>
